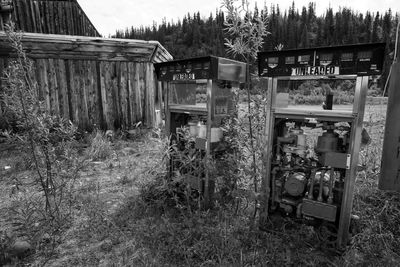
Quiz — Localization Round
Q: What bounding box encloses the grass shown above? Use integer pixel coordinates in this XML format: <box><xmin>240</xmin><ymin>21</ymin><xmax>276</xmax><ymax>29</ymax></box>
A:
<box><xmin>1</xmin><ymin>103</ymin><xmax>399</xmax><ymax>266</ymax></box>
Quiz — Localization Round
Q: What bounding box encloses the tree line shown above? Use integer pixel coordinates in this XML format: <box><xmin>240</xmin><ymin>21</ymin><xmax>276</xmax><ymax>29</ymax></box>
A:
<box><xmin>114</xmin><ymin>2</ymin><xmax>398</xmax><ymax>87</ymax></box>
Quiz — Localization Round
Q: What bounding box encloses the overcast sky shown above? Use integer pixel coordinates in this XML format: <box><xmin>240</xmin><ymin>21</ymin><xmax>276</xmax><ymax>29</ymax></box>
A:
<box><xmin>78</xmin><ymin>0</ymin><xmax>399</xmax><ymax>37</ymax></box>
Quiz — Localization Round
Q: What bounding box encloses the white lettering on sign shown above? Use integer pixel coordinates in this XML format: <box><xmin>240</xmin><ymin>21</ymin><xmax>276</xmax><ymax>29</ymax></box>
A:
<box><xmin>172</xmin><ymin>73</ymin><xmax>196</xmax><ymax>81</ymax></box>
<box><xmin>291</xmin><ymin>66</ymin><xmax>339</xmax><ymax>76</ymax></box>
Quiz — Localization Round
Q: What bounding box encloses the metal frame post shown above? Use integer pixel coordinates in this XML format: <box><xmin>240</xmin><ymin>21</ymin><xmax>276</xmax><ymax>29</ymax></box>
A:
<box><xmin>260</xmin><ymin>77</ymin><xmax>277</xmax><ymax>223</ymax></box>
<box><xmin>204</xmin><ymin>79</ymin><xmax>213</xmax><ymax>207</ymax></box>
<box><xmin>337</xmin><ymin>76</ymin><xmax>368</xmax><ymax>247</ymax></box>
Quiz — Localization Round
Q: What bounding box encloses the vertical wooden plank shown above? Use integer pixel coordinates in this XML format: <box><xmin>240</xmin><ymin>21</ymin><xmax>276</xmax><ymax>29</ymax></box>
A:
<box><xmin>84</xmin><ymin>60</ymin><xmax>92</xmax><ymax>128</ymax></box>
<box><xmin>41</xmin><ymin>59</ymin><xmax>50</xmax><ymax>111</ymax></box>
<box><xmin>10</xmin><ymin>4</ymin><xmax>17</xmax><ymax>30</ymax></box>
<box><xmin>81</xmin><ymin>60</ymin><xmax>90</xmax><ymax>130</ymax></box>
<box><xmin>138</xmin><ymin>63</ymin><xmax>143</xmax><ymax>123</ymax></box>
<box><xmin>64</xmin><ymin>60</ymin><xmax>73</xmax><ymax>121</ymax></box>
<box><xmin>100</xmin><ymin>62</ymin><xmax>109</xmax><ymax>129</ymax></box>
<box><xmin>95</xmin><ymin>61</ymin><xmax>105</xmax><ymax>129</ymax></box>
<box><xmin>78</xmin><ymin>7</ymin><xmax>84</xmax><ymax>35</ymax></box>
<box><xmin>67</xmin><ymin>2</ymin><xmax>74</xmax><ymax>35</ymax></box>
<box><xmin>27</xmin><ymin>0</ymin><xmax>36</xmax><ymax>32</ymax></box>
<box><xmin>47</xmin><ymin>58</ymin><xmax>60</xmax><ymax>116</ymax></box>
<box><xmin>56</xmin><ymin>59</ymin><xmax>69</xmax><ymax>120</ymax></box>
<box><xmin>33</xmin><ymin>1</ymin><xmax>42</xmax><ymax>33</ymax></box>
<box><xmin>58</xmin><ymin>1</ymin><xmax>65</xmax><ymax>35</ymax></box>
<box><xmin>15</xmin><ymin>0</ymin><xmax>25</xmax><ymax>31</ymax></box>
<box><xmin>79</xmin><ymin>60</ymin><xmax>86</xmax><ymax>128</ymax></box>
<box><xmin>139</xmin><ymin>62</ymin><xmax>145</xmax><ymax>123</ymax></box>
<box><xmin>128</xmin><ymin>62</ymin><xmax>137</xmax><ymax>125</ymax></box>
<box><xmin>144</xmin><ymin>63</ymin><xmax>151</xmax><ymax>126</ymax></box>
<box><xmin>28</xmin><ymin>0</ymin><xmax>34</xmax><ymax>32</ymax></box>
<box><xmin>18</xmin><ymin>0</ymin><xmax>27</xmax><ymax>31</ymax></box>
<box><xmin>34</xmin><ymin>59</ymin><xmax>43</xmax><ymax>102</ymax></box>
<box><xmin>119</xmin><ymin>62</ymin><xmax>128</xmax><ymax>128</ymax></box>
<box><xmin>126</xmin><ymin>63</ymin><xmax>132</xmax><ymax>126</ymax></box>
<box><xmin>27</xmin><ymin>0</ymin><xmax>33</xmax><ymax>32</ymax></box>
<box><xmin>90</xmin><ymin>61</ymin><xmax>99</xmax><ymax>128</ymax></box>
<box><xmin>113</xmin><ymin>61</ymin><xmax>121</xmax><ymax>129</ymax></box>
<box><xmin>38</xmin><ymin>0</ymin><xmax>45</xmax><ymax>33</ymax></box>
<box><xmin>148</xmin><ymin>63</ymin><xmax>155</xmax><ymax>127</ymax></box>
<box><xmin>132</xmin><ymin>63</ymin><xmax>138</xmax><ymax>124</ymax></box>
<box><xmin>72</xmin><ymin>3</ymin><xmax>78</xmax><ymax>35</ymax></box>
<box><xmin>47</xmin><ymin>1</ymin><xmax>52</xmax><ymax>33</ymax></box>
<box><xmin>113</xmin><ymin>61</ymin><xmax>119</xmax><ymax>128</ymax></box>
<box><xmin>70</xmin><ymin>60</ymin><xmax>80</xmax><ymax>125</ymax></box>
<box><xmin>64</xmin><ymin>1</ymin><xmax>70</xmax><ymax>34</ymax></box>
<box><xmin>54</xmin><ymin>1</ymin><xmax>60</xmax><ymax>34</ymax></box>
<box><xmin>124</xmin><ymin>63</ymin><xmax>130</xmax><ymax>127</ymax></box>
<box><xmin>109</xmin><ymin>61</ymin><xmax>117</xmax><ymax>129</ymax></box>
<box><xmin>75</xmin><ymin>60</ymin><xmax>84</xmax><ymax>129</ymax></box>
<box><xmin>43</xmin><ymin>0</ymin><xmax>49</xmax><ymax>33</ymax></box>
<box><xmin>103</xmin><ymin>61</ymin><xmax>114</xmax><ymax>129</ymax></box>
<box><xmin>157</xmin><ymin>80</ymin><xmax>163</xmax><ymax>113</ymax></box>
<box><xmin>49</xmin><ymin>1</ymin><xmax>55</xmax><ymax>33</ymax></box>
<box><xmin>144</xmin><ymin>63</ymin><xmax>149</xmax><ymax>126</ymax></box>
<box><xmin>47</xmin><ymin>59</ymin><xmax>54</xmax><ymax>114</ymax></box>
<box><xmin>104</xmin><ymin>61</ymin><xmax>112</xmax><ymax>129</ymax></box>
<box><xmin>28</xmin><ymin>59</ymin><xmax>39</xmax><ymax>103</ymax></box>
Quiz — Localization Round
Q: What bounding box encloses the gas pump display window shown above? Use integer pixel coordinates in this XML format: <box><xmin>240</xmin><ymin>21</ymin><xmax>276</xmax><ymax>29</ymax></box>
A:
<box><xmin>168</xmin><ymin>82</ymin><xmax>207</xmax><ymax>107</ymax></box>
<box><xmin>275</xmin><ymin>79</ymin><xmax>355</xmax><ymax>112</ymax></box>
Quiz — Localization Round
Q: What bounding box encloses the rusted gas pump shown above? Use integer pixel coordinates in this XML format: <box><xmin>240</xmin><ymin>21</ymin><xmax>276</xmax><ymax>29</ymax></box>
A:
<box><xmin>257</xmin><ymin>43</ymin><xmax>385</xmax><ymax>247</ymax></box>
<box><xmin>154</xmin><ymin>56</ymin><xmax>247</xmax><ymax>206</ymax></box>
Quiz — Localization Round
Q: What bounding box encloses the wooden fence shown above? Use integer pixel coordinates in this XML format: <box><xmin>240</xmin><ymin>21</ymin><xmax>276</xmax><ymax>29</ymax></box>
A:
<box><xmin>0</xmin><ymin>0</ymin><xmax>100</xmax><ymax>37</ymax></box>
<box><xmin>0</xmin><ymin>32</ymin><xmax>173</xmax><ymax>130</ymax></box>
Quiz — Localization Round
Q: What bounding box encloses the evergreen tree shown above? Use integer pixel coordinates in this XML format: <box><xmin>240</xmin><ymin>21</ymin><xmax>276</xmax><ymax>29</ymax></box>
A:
<box><xmin>112</xmin><ymin>1</ymin><xmax>397</xmax><ymax>88</ymax></box>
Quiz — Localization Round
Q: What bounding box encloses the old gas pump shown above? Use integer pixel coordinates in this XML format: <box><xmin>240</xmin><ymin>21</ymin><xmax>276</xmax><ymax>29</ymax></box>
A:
<box><xmin>258</xmin><ymin>43</ymin><xmax>385</xmax><ymax>247</ymax></box>
<box><xmin>154</xmin><ymin>56</ymin><xmax>247</xmax><ymax>206</ymax></box>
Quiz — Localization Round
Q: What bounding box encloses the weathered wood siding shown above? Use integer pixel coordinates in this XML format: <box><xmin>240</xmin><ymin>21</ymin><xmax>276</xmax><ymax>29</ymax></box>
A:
<box><xmin>0</xmin><ymin>33</ymin><xmax>173</xmax><ymax>130</ymax></box>
<box><xmin>0</xmin><ymin>0</ymin><xmax>100</xmax><ymax>37</ymax></box>
<box><xmin>0</xmin><ymin>57</ymin><xmax>156</xmax><ymax>130</ymax></box>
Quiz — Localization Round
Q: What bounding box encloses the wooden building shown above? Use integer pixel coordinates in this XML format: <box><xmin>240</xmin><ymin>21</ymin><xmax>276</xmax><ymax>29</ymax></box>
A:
<box><xmin>0</xmin><ymin>0</ymin><xmax>100</xmax><ymax>36</ymax></box>
<box><xmin>0</xmin><ymin>32</ymin><xmax>173</xmax><ymax>130</ymax></box>
<box><xmin>0</xmin><ymin>0</ymin><xmax>174</xmax><ymax>130</ymax></box>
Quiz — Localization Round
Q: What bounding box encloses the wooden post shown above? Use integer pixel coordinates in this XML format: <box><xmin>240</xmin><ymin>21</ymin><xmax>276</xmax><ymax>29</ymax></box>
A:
<box><xmin>157</xmin><ymin>80</ymin><xmax>163</xmax><ymax>127</ymax></box>
<box><xmin>380</xmin><ymin>62</ymin><xmax>400</xmax><ymax>191</ymax></box>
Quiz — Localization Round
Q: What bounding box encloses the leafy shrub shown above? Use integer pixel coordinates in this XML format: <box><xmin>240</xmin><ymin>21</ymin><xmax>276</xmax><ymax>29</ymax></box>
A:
<box><xmin>0</xmin><ymin>24</ymin><xmax>83</xmax><ymax>264</ymax></box>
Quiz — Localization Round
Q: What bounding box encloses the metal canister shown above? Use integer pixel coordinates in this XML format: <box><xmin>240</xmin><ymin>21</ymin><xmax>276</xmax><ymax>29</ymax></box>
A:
<box><xmin>316</xmin><ymin>131</ymin><xmax>338</xmax><ymax>153</ymax></box>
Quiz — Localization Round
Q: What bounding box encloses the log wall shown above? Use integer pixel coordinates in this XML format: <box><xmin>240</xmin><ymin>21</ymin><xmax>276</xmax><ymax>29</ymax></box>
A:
<box><xmin>0</xmin><ymin>0</ymin><xmax>100</xmax><ymax>37</ymax></box>
<box><xmin>0</xmin><ymin>57</ymin><xmax>156</xmax><ymax>130</ymax></box>
<box><xmin>0</xmin><ymin>33</ymin><xmax>173</xmax><ymax>130</ymax></box>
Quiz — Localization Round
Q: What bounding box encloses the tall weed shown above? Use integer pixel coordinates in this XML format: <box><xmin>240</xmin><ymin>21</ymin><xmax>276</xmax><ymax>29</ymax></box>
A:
<box><xmin>86</xmin><ymin>130</ymin><xmax>113</xmax><ymax>161</ymax></box>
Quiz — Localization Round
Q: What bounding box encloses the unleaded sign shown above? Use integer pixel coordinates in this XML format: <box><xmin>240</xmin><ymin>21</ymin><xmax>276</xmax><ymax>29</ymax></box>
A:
<box><xmin>258</xmin><ymin>43</ymin><xmax>385</xmax><ymax>77</ymax></box>
<box><xmin>291</xmin><ymin>66</ymin><xmax>339</xmax><ymax>76</ymax></box>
